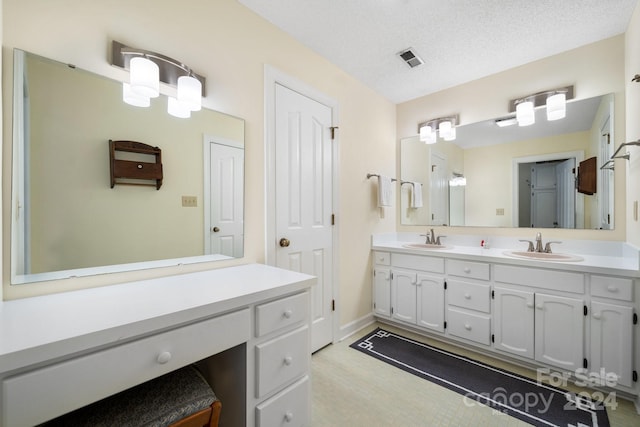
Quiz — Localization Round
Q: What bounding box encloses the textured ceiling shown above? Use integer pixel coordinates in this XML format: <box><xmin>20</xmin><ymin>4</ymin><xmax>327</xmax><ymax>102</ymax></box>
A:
<box><xmin>239</xmin><ymin>0</ymin><xmax>638</xmax><ymax>104</ymax></box>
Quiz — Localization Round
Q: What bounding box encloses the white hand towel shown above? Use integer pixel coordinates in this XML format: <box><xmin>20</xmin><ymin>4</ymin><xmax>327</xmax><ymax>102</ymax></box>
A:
<box><xmin>377</xmin><ymin>175</ymin><xmax>393</xmax><ymax>207</ymax></box>
<box><xmin>411</xmin><ymin>182</ymin><xmax>423</xmax><ymax>208</ymax></box>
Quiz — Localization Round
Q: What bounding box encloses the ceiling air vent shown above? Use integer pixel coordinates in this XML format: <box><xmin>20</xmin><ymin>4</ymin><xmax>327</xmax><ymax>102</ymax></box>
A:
<box><xmin>397</xmin><ymin>48</ymin><xmax>424</xmax><ymax>68</ymax></box>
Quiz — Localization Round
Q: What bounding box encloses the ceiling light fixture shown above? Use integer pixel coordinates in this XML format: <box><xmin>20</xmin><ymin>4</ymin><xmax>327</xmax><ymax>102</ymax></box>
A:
<box><xmin>418</xmin><ymin>115</ymin><xmax>459</xmax><ymax>144</ymax></box>
<box><xmin>509</xmin><ymin>85</ymin><xmax>574</xmax><ymax>127</ymax></box>
<box><xmin>111</xmin><ymin>41</ymin><xmax>206</xmax><ymax>117</ymax></box>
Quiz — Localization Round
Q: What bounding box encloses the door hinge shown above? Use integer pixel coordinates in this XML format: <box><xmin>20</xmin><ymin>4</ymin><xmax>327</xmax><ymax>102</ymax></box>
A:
<box><xmin>633</xmin><ymin>371</ymin><xmax>638</xmax><ymax>382</ymax></box>
<box><xmin>583</xmin><ymin>358</ymin><xmax>588</xmax><ymax>369</ymax></box>
<box><xmin>584</xmin><ymin>305</ymin><xmax>588</xmax><ymax>316</ymax></box>
<box><xmin>330</xmin><ymin>126</ymin><xmax>339</xmax><ymax>140</ymax></box>
<box><xmin>331</xmin><ymin>213</ymin><xmax>335</xmax><ymax>225</ymax></box>
<box><xmin>332</xmin><ymin>299</ymin><xmax>336</xmax><ymax>312</ymax></box>
<box><xmin>633</xmin><ymin>313</ymin><xmax>638</xmax><ymax>325</ymax></box>
<box><xmin>491</xmin><ymin>334</ymin><xmax>495</xmax><ymax>343</ymax></box>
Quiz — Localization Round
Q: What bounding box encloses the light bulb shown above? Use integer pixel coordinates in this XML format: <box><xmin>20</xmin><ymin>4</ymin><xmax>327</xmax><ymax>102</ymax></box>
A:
<box><xmin>177</xmin><ymin>75</ymin><xmax>202</xmax><ymax>111</ymax></box>
<box><xmin>516</xmin><ymin>101</ymin><xmax>535</xmax><ymax>126</ymax></box>
<box><xmin>129</xmin><ymin>57</ymin><xmax>159</xmax><ymax>98</ymax></box>
<box><xmin>419</xmin><ymin>125</ymin><xmax>432</xmax><ymax>142</ymax></box>
<box><xmin>122</xmin><ymin>83</ymin><xmax>150</xmax><ymax>107</ymax></box>
<box><xmin>439</xmin><ymin>120</ymin><xmax>452</xmax><ymax>139</ymax></box>
<box><xmin>546</xmin><ymin>93</ymin><xmax>566</xmax><ymax>121</ymax></box>
<box><xmin>167</xmin><ymin>96</ymin><xmax>191</xmax><ymax>118</ymax></box>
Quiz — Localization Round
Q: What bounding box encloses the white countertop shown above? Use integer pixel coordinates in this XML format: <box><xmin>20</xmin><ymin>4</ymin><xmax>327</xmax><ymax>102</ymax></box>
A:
<box><xmin>0</xmin><ymin>264</ymin><xmax>315</xmax><ymax>373</ymax></box>
<box><xmin>372</xmin><ymin>233</ymin><xmax>640</xmax><ymax>277</ymax></box>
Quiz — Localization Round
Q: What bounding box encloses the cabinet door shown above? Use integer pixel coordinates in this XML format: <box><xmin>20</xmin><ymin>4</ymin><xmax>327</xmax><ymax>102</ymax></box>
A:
<box><xmin>535</xmin><ymin>293</ymin><xmax>584</xmax><ymax>371</ymax></box>
<box><xmin>416</xmin><ymin>274</ymin><xmax>445</xmax><ymax>332</ymax></box>
<box><xmin>493</xmin><ymin>287</ymin><xmax>534</xmax><ymax>359</ymax></box>
<box><xmin>590</xmin><ymin>301</ymin><xmax>633</xmax><ymax>388</ymax></box>
<box><xmin>391</xmin><ymin>269</ymin><xmax>417</xmax><ymax>324</ymax></box>
<box><xmin>373</xmin><ymin>267</ymin><xmax>391</xmax><ymax>318</ymax></box>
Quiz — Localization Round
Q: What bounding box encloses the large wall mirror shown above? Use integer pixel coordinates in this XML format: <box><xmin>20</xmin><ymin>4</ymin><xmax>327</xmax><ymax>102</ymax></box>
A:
<box><xmin>400</xmin><ymin>93</ymin><xmax>615</xmax><ymax>229</ymax></box>
<box><xmin>9</xmin><ymin>49</ymin><xmax>245</xmax><ymax>285</ymax></box>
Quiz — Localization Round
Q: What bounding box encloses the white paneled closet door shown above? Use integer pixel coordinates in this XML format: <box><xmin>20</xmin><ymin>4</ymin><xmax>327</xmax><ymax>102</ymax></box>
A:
<box><xmin>274</xmin><ymin>83</ymin><xmax>334</xmax><ymax>352</ymax></box>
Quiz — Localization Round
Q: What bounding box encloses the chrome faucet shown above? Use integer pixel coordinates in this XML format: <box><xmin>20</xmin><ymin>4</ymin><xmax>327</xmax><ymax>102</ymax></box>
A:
<box><xmin>519</xmin><ymin>232</ymin><xmax>562</xmax><ymax>253</ymax></box>
<box><xmin>535</xmin><ymin>232</ymin><xmax>543</xmax><ymax>253</ymax></box>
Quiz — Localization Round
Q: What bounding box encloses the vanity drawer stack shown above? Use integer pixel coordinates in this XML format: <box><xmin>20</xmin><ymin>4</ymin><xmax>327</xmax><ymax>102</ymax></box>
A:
<box><xmin>252</xmin><ymin>291</ymin><xmax>311</xmax><ymax>427</ymax></box>
<box><xmin>445</xmin><ymin>259</ymin><xmax>491</xmax><ymax>345</ymax></box>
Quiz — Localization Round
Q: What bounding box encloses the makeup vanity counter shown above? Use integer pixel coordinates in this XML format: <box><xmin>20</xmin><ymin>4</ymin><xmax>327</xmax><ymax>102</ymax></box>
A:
<box><xmin>372</xmin><ymin>233</ymin><xmax>640</xmax><ymax>410</ymax></box>
<box><xmin>0</xmin><ymin>263</ymin><xmax>315</xmax><ymax>427</ymax></box>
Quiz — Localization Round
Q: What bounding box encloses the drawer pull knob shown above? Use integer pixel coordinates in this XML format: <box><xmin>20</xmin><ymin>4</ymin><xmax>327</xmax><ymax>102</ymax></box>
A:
<box><xmin>526</xmin><ymin>302</ymin><xmax>534</xmax><ymax>308</ymax></box>
<box><xmin>283</xmin><ymin>310</ymin><xmax>293</xmax><ymax>319</ymax></box>
<box><xmin>464</xmin><ymin>293</ymin><xmax>471</xmax><ymax>299</ymax></box>
<box><xmin>536</xmin><ymin>304</ymin><xmax>544</xmax><ymax>310</ymax></box>
<box><xmin>284</xmin><ymin>411</ymin><xmax>294</xmax><ymax>422</ymax></box>
<box><xmin>284</xmin><ymin>356</ymin><xmax>293</xmax><ymax>366</ymax></box>
<box><xmin>157</xmin><ymin>351</ymin><xmax>172</xmax><ymax>364</ymax></box>
<box><xmin>464</xmin><ymin>267</ymin><xmax>471</xmax><ymax>274</ymax></box>
<box><xmin>464</xmin><ymin>324</ymin><xmax>471</xmax><ymax>331</ymax></box>
<box><xmin>606</xmin><ymin>285</ymin><xmax>618</xmax><ymax>292</ymax></box>
<box><xmin>593</xmin><ymin>312</ymin><xmax>602</xmax><ymax>320</ymax></box>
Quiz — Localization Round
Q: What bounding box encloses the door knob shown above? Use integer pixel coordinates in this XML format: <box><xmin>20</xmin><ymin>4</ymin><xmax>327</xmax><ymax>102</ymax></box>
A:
<box><xmin>279</xmin><ymin>238</ymin><xmax>290</xmax><ymax>247</ymax></box>
<box><xmin>212</xmin><ymin>226</ymin><xmax>220</xmax><ymax>232</ymax></box>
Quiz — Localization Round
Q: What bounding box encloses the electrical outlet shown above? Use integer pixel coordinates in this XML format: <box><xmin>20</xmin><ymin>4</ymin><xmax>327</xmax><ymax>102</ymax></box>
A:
<box><xmin>182</xmin><ymin>196</ymin><xmax>197</xmax><ymax>207</ymax></box>
<box><xmin>496</xmin><ymin>208</ymin><xmax>505</xmax><ymax>216</ymax></box>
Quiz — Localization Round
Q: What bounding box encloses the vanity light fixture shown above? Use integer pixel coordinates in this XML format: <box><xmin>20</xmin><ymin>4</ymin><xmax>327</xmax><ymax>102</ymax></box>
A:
<box><xmin>509</xmin><ymin>85</ymin><xmax>574</xmax><ymax>127</ymax></box>
<box><xmin>110</xmin><ymin>41</ymin><xmax>206</xmax><ymax>118</ymax></box>
<box><xmin>418</xmin><ymin>114</ymin><xmax>459</xmax><ymax>144</ymax></box>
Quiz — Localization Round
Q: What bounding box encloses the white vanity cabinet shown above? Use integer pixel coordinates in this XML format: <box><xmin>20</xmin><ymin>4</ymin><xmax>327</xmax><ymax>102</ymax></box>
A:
<box><xmin>388</xmin><ymin>253</ymin><xmax>446</xmax><ymax>331</ymax></box>
<box><xmin>494</xmin><ymin>265</ymin><xmax>585</xmax><ymax>371</ymax></box>
<box><xmin>0</xmin><ymin>264</ymin><xmax>315</xmax><ymax>427</ymax></box>
<box><xmin>589</xmin><ymin>275</ymin><xmax>635</xmax><ymax>388</ymax></box>
<box><xmin>372</xmin><ymin>251</ymin><xmax>391</xmax><ymax>318</ymax></box>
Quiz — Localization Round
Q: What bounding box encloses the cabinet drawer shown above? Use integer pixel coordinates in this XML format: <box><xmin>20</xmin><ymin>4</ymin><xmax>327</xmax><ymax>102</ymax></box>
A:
<box><xmin>391</xmin><ymin>253</ymin><xmax>444</xmax><ymax>273</ymax></box>
<box><xmin>494</xmin><ymin>264</ymin><xmax>584</xmax><ymax>294</ymax></box>
<box><xmin>447</xmin><ymin>259</ymin><xmax>490</xmax><ymax>281</ymax></box>
<box><xmin>447</xmin><ymin>280</ymin><xmax>491</xmax><ymax>313</ymax></box>
<box><xmin>591</xmin><ymin>276</ymin><xmax>633</xmax><ymax>301</ymax></box>
<box><xmin>447</xmin><ymin>308</ymin><xmax>491</xmax><ymax>345</ymax></box>
<box><xmin>256</xmin><ymin>376</ymin><xmax>310</xmax><ymax>427</ymax></box>
<box><xmin>256</xmin><ymin>292</ymin><xmax>308</xmax><ymax>337</ymax></box>
<box><xmin>2</xmin><ymin>309</ymin><xmax>250</xmax><ymax>427</ymax></box>
<box><xmin>256</xmin><ymin>326</ymin><xmax>309</xmax><ymax>398</ymax></box>
<box><xmin>374</xmin><ymin>251</ymin><xmax>391</xmax><ymax>265</ymax></box>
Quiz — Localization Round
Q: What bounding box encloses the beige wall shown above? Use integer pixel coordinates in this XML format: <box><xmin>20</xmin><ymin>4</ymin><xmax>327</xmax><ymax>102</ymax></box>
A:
<box><xmin>1</xmin><ymin>0</ymin><xmax>397</xmax><ymax>330</ymax></box>
<box><xmin>397</xmin><ymin>35</ymin><xmax>627</xmax><ymax>241</ymax></box>
<box><xmin>626</xmin><ymin>3</ymin><xmax>640</xmax><ymax>246</ymax></box>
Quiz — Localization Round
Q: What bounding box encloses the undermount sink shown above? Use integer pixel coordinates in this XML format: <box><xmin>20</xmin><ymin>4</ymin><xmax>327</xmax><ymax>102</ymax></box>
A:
<box><xmin>503</xmin><ymin>250</ymin><xmax>584</xmax><ymax>262</ymax></box>
<box><xmin>403</xmin><ymin>243</ymin><xmax>451</xmax><ymax>250</ymax></box>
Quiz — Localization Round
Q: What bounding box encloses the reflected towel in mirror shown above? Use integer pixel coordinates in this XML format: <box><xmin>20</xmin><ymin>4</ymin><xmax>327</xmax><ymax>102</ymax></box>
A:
<box><xmin>411</xmin><ymin>182</ymin><xmax>423</xmax><ymax>208</ymax></box>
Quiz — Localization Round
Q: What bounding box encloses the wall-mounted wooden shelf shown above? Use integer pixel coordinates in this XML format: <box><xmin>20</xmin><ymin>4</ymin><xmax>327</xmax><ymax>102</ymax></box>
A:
<box><xmin>109</xmin><ymin>140</ymin><xmax>163</xmax><ymax>190</ymax></box>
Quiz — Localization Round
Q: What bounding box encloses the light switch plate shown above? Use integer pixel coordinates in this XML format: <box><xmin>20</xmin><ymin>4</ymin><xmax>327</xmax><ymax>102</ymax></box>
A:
<box><xmin>182</xmin><ymin>196</ymin><xmax>198</xmax><ymax>207</ymax></box>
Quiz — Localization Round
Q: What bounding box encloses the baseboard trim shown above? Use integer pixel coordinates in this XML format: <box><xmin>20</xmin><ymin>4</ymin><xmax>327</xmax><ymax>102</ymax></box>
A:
<box><xmin>338</xmin><ymin>313</ymin><xmax>375</xmax><ymax>342</ymax></box>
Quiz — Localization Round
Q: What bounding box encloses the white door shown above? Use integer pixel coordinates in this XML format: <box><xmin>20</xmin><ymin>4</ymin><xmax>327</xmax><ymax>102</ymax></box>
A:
<box><xmin>391</xmin><ymin>269</ymin><xmax>417</xmax><ymax>324</ymax></box>
<box><xmin>373</xmin><ymin>267</ymin><xmax>391</xmax><ymax>318</ymax></box>
<box><xmin>429</xmin><ymin>150</ymin><xmax>448</xmax><ymax>225</ymax></box>
<box><xmin>493</xmin><ymin>287</ymin><xmax>534</xmax><ymax>359</ymax></box>
<box><xmin>416</xmin><ymin>274</ymin><xmax>445</xmax><ymax>332</ymax></box>
<box><xmin>590</xmin><ymin>301</ymin><xmax>633</xmax><ymax>387</ymax></box>
<box><xmin>208</xmin><ymin>141</ymin><xmax>244</xmax><ymax>258</ymax></box>
<box><xmin>534</xmin><ymin>293</ymin><xmax>584</xmax><ymax>371</ymax></box>
<box><xmin>274</xmin><ymin>83</ymin><xmax>334</xmax><ymax>352</ymax></box>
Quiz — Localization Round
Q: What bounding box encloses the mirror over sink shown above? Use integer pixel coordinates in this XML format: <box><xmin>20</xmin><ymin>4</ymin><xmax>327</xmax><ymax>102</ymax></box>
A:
<box><xmin>400</xmin><ymin>93</ymin><xmax>616</xmax><ymax>230</ymax></box>
<box><xmin>8</xmin><ymin>49</ymin><xmax>245</xmax><ymax>285</ymax></box>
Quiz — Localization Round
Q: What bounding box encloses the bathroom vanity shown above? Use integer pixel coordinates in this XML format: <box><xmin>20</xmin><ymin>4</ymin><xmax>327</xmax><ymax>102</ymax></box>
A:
<box><xmin>372</xmin><ymin>233</ymin><xmax>640</xmax><ymax>409</ymax></box>
<box><xmin>0</xmin><ymin>264</ymin><xmax>314</xmax><ymax>427</ymax></box>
